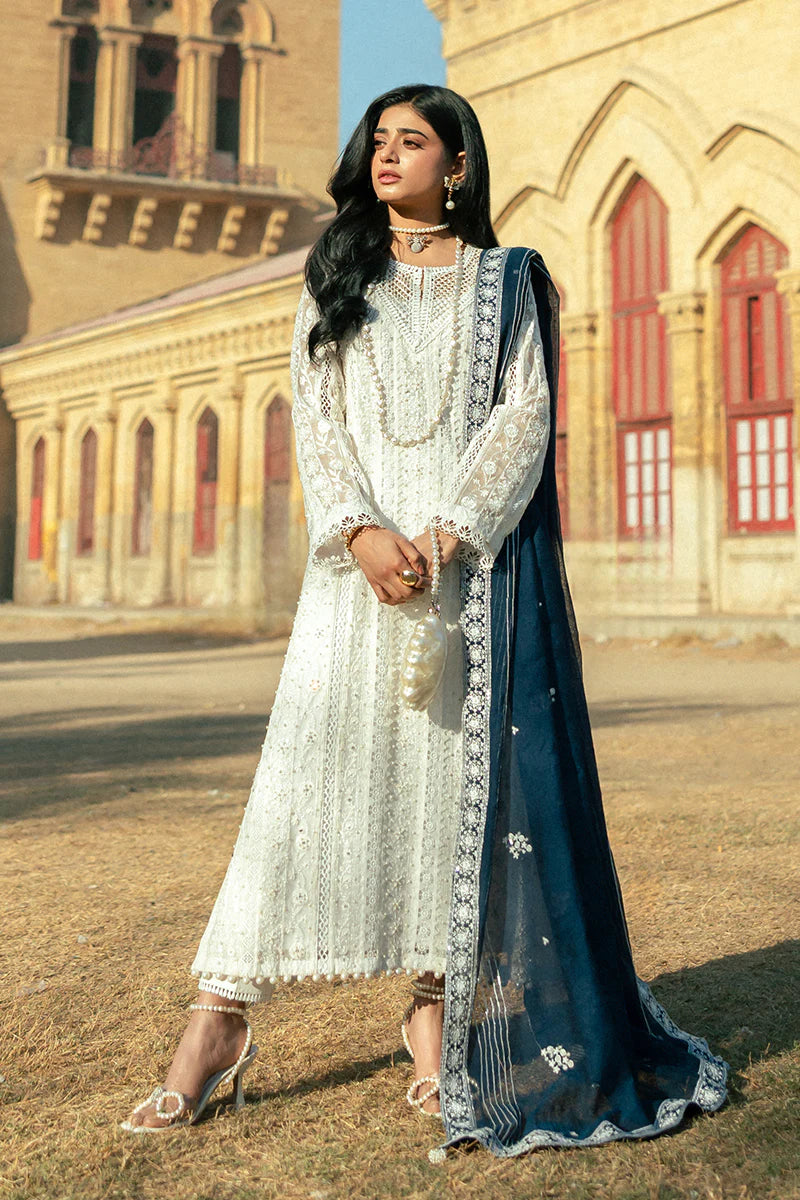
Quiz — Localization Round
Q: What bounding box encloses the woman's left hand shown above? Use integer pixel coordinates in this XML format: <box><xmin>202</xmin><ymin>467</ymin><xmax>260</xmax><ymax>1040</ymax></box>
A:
<box><xmin>412</xmin><ymin>528</ymin><xmax>461</xmax><ymax>576</ymax></box>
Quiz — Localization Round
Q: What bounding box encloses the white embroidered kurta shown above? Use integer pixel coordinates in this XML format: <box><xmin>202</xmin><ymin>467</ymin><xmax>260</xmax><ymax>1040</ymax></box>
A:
<box><xmin>191</xmin><ymin>244</ymin><xmax>551</xmax><ymax>1001</ymax></box>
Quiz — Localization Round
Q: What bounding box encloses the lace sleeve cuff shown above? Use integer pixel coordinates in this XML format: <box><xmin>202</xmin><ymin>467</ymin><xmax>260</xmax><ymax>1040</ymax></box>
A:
<box><xmin>428</xmin><ymin>513</ymin><xmax>496</xmax><ymax>572</ymax></box>
<box><xmin>310</xmin><ymin>508</ymin><xmax>383</xmax><ymax>572</ymax></box>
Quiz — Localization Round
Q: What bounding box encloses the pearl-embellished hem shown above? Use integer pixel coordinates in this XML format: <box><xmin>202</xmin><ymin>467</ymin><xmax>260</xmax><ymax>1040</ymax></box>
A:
<box><xmin>193</xmin><ymin>959</ymin><xmax>448</xmax><ymax>1003</ymax></box>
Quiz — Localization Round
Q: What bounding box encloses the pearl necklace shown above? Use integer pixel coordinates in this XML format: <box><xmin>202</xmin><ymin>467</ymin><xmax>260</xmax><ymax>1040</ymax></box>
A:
<box><xmin>388</xmin><ymin>222</ymin><xmax>450</xmax><ymax>253</ymax></box>
<box><xmin>362</xmin><ymin>235</ymin><xmax>465</xmax><ymax>449</ymax></box>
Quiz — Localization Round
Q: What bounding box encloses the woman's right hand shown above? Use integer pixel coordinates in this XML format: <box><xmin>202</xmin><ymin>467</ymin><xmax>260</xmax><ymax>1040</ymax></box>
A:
<box><xmin>350</xmin><ymin>527</ymin><xmax>432</xmax><ymax>605</ymax></box>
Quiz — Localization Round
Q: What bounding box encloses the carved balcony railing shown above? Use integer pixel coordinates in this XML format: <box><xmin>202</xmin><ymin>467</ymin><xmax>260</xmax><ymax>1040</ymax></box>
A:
<box><xmin>64</xmin><ymin>114</ymin><xmax>279</xmax><ymax>187</ymax></box>
<box><xmin>28</xmin><ymin>114</ymin><xmax>327</xmax><ymax>253</ymax></box>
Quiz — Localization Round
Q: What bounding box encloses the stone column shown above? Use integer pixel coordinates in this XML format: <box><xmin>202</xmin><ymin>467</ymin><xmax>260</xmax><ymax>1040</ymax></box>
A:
<box><xmin>94</xmin><ymin>403</ymin><xmax>118</xmax><ymax>602</ymax></box>
<box><xmin>153</xmin><ymin>386</ymin><xmax>177</xmax><ymax>605</ymax></box>
<box><xmin>560</xmin><ymin>313</ymin><xmax>599</xmax><ymax>541</ymax></box>
<box><xmin>176</xmin><ymin>37</ymin><xmax>223</xmax><ymax>178</ymax></box>
<box><xmin>94</xmin><ymin>29</ymin><xmax>141</xmax><ymax>168</ymax></box>
<box><xmin>775</xmin><ymin>269</ymin><xmax>800</xmax><ymax>612</ymax></box>
<box><xmin>658</xmin><ymin>291</ymin><xmax>712</xmax><ymax>613</ymax></box>
<box><xmin>53</xmin><ymin>24</ymin><xmax>74</xmax><ymax>141</ymax></box>
<box><xmin>215</xmin><ymin>370</ymin><xmax>243</xmax><ymax>608</ymax></box>
<box><xmin>239</xmin><ymin>45</ymin><xmax>273</xmax><ymax>178</ymax></box>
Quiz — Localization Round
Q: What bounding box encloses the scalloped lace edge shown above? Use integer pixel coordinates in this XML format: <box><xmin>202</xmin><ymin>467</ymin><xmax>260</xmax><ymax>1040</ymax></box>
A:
<box><xmin>430</xmin><ymin>975</ymin><xmax>729</xmax><ymax>1162</ymax></box>
<box><xmin>193</xmin><ymin>957</ymin><xmax>449</xmax><ymax>994</ymax></box>
<box><xmin>428</xmin><ymin>515</ymin><xmax>494</xmax><ymax>571</ymax></box>
<box><xmin>309</xmin><ymin>510</ymin><xmax>382</xmax><ymax>571</ymax></box>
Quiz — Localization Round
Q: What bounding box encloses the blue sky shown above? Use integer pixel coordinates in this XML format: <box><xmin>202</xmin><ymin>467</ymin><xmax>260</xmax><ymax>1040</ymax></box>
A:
<box><xmin>339</xmin><ymin>0</ymin><xmax>446</xmax><ymax>150</ymax></box>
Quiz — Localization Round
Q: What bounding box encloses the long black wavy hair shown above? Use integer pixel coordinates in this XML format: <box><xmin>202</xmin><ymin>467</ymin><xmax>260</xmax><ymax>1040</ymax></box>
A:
<box><xmin>304</xmin><ymin>84</ymin><xmax>498</xmax><ymax>361</ymax></box>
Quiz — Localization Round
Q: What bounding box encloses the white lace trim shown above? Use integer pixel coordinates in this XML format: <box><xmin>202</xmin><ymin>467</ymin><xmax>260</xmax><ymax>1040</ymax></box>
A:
<box><xmin>439</xmin><ymin>247</ymin><xmax>506</xmax><ymax>1137</ymax></box>
<box><xmin>429</xmin><ymin>516</ymin><xmax>493</xmax><ymax>570</ymax></box>
<box><xmin>308</xmin><ymin>510</ymin><xmax>381</xmax><ymax>572</ymax></box>
<box><xmin>432</xmin><ymin>978</ymin><xmax>729</xmax><ymax>1162</ymax></box>
<box><xmin>430</xmin><ymin>288</ymin><xmax>550</xmax><ymax>568</ymax></box>
<box><xmin>432</xmin><ymin>252</ymin><xmax>728</xmax><ymax>1161</ymax></box>
<box><xmin>290</xmin><ymin>288</ymin><xmax>383</xmax><ymax>570</ymax></box>
<box><xmin>191</xmin><ymin>248</ymin><xmax>553</xmax><ymax>1008</ymax></box>
<box><xmin>194</xmin><ymin>958</ymin><xmax>448</xmax><ymax>990</ymax></box>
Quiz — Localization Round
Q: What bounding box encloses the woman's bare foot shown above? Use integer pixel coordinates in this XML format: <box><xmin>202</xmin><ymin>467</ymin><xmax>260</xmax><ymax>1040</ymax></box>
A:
<box><xmin>123</xmin><ymin>993</ymin><xmax>248</xmax><ymax>1130</ymax></box>
<box><xmin>404</xmin><ymin>974</ymin><xmax>444</xmax><ymax>1115</ymax></box>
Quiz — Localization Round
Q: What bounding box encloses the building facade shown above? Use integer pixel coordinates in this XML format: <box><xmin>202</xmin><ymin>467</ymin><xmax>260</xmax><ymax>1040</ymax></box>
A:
<box><xmin>430</xmin><ymin>0</ymin><xmax>800</xmax><ymax>619</ymax></box>
<box><xmin>0</xmin><ymin>0</ymin><xmax>337</xmax><ymax>599</ymax></box>
<box><xmin>4</xmin><ymin>0</ymin><xmax>800</xmax><ymax>625</ymax></box>
<box><xmin>0</xmin><ymin>252</ymin><xmax>309</xmax><ymax>624</ymax></box>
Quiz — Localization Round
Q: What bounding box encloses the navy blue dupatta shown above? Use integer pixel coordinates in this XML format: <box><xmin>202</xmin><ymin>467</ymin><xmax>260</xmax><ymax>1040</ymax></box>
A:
<box><xmin>436</xmin><ymin>247</ymin><xmax>728</xmax><ymax>1160</ymax></box>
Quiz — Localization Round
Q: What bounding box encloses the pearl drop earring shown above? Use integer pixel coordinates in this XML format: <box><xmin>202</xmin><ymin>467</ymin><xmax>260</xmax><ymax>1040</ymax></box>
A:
<box><xmin>444</xmin><ymin>175</ymin><xmax>458</xmax><ymax>211</ymax></box>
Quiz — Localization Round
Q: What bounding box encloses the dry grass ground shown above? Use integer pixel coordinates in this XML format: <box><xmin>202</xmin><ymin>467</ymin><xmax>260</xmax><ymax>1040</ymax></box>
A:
<box><xmin>1</xmin><ymin>614</ymin><xmax>798</xmax><ymax>1200</ymax></box>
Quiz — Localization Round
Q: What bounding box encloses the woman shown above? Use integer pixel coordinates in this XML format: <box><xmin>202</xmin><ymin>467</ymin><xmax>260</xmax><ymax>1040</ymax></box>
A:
<box><xmin>122</xmin><ymin>84</ymin><xmax>728</xmax><ymax>1158</ymax></box>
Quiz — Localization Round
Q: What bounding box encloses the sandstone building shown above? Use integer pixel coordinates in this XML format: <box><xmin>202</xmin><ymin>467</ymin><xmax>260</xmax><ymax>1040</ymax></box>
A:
<box><xmin>2</xmin><ymin>0</ymin><xmax>799</xmax><ymax>629</ymax></box>
<box><xmin>431</xmin><ymin>0</ymin><xmax>800</xmax><ymax>620</ymax></box>
<box><xmin>0</xmin><ymin>0</ymin><xmax>336</xmax><ymax>612</ymax></box>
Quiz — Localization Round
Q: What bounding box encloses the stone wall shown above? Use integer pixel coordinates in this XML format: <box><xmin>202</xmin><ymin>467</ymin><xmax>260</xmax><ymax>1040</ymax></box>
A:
<box><xmin>429</xmin><ymin>0</ymin><xmax>800</xmax><ymax>618</ymax></box>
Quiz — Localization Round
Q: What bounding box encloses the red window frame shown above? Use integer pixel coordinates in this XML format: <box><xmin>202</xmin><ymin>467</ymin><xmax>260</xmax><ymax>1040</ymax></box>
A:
<box><xmin>264</xmin><ymin>395</ymin><xmax>291</xmax><ymax>485</ymax></box>
<box><xmin>617</xmin><ymin>423</ymin><xmax>672</xmax><ymax>538</ymax></box>
<box><xmin>132</xmin><ymin>418</ymin><xmax>155</xmax><ymax>556</ymax></box>
<box><xmin>611</xmin><ymin>177</ymin><xmax>672</xmax><ymax>539</ymax></box>
<box><xmin>721</xmin><ymin>224</ymin><xmax>794</xmax><ymax>533</ymax></box>
<box><xmin>193</xmin><ymin>407</ymin><xmax>218</xmax><ymax>555</ymax></box>
<box><xmin>77</xmin><ymin>428</ymin><xmax>97</xmax><ymax>556</ymax></box>
<box><xmin>28</xmin><ymin>437</ymin><xmax>46</xmax><ymax>561</ymax></box>
<box><xmin>728</xmin><ymin>412</ymin><xmax>793</xmax><ymax>531</ymax></box>
<box><xmin>263</xmin><ymin>396</ymin><xmax>291</xmax><ymax>566</ymax></box>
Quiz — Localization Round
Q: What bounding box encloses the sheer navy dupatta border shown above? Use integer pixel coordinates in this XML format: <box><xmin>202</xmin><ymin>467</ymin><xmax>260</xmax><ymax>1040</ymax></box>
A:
<box><xmin>436</xmin><ymin>247</ymin><xmax>728</xmax><ymax>1161</ymax></box>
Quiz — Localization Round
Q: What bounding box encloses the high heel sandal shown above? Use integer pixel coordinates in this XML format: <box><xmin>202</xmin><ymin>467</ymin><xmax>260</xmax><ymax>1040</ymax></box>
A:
<box><xmin>401</xmin><ymin>977</ymin><xmax>445</xmax><ymax>1118</ymax></box>
<box><xmin>120</xmin><ymin>1004</ymin><xmax>259</xmax><ymax>1134</ymax></box>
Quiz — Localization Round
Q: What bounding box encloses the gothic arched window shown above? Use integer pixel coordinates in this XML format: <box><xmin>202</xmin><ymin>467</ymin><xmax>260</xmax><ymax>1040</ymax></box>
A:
<box><xmin>133</xmin><ymin>34</ymin><xmax>178</xmax><ymax>149</ymax></box>
<box><xmin>193</xmin><ymin>407</ymin><xmax>219</xmax><ymax>554</ymax></box>
<box><xmin>263</xmin><ymin>395</ymin><xmax>291</xmax><ymax>571</ymax></box>
<box><xmin>611</xmin><ymin>176</ymin><xmax>672</xmax><ymax>539</ymax></box>
<box><xmin>28</xmin><ymin>438</ymin><xmax>46</xmax><ymax>561</ymax></box>
<box><xmin>132</xmin><ymin>418</ymin><xmax>155</xmax><ymax>555</ymax></box>
<box><xmin>66</xmin><ymin>26</ymin><xmax>97</xmax><ymax>153</ymax></box>
<box><xmin>77</xmin><ymin>427</ymin><xmax>97</xmax><ymax>555</ymax></box>
<box><xmin>721</xmin><ymin>225</ymin><xmax>794</xmax><ymax>533</ymax></box>
<box><xmin>215</xmin><ymin>43</ymin><xmax>242</xmax><ymax>168</ymax></box>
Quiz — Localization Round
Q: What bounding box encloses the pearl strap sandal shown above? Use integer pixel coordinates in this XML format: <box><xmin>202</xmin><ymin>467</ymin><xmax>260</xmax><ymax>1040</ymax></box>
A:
<box><xmin>120</xmin><ymin>1004</ymin><xmax>258</xmax><ymax>1134</ymax></box>
<box><xmin>401</xmin><ymin>980</ymin><xmax>445</xmax><ymax>1119</ymax></box>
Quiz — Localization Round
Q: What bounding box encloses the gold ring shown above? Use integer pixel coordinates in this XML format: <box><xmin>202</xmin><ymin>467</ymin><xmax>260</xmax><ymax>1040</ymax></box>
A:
<box><xmin>399</xmin><ymin>568</ymin><xmax>420</xmax><ymax>587</ymax></box>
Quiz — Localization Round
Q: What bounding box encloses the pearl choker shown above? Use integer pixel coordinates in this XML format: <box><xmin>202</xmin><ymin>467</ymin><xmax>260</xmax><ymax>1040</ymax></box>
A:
<box><xmin>389</xmin><ymin>222</ymin><xmax>450</xmax><ymax>254</ymax></box>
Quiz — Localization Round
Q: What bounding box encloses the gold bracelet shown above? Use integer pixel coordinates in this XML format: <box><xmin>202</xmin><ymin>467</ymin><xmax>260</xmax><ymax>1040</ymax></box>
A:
<box><xmin>344</xmin><ymin>523</ymin><xmax>379</xmax><ymax>552</ymax></box>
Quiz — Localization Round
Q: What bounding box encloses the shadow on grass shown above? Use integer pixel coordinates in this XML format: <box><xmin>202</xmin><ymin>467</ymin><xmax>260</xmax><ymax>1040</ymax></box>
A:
<box><xmin>586</xmin><ymin>698</ymin><xmax>799</xmax><ymax>727</ymax></box>
<box><xmin>3</xmin><ymin>690</ymin><xmax>796</xmax><ymax>821</ymax></box>
<box><xmin>647</xmin><ymin>938</ymin><xmax>800</xmax><ymax>1090</ymax></box>
<box><xmin>248</xmin><ymin>1050</ymin><xmax>399</xmax><ymax>1109</ymax></box>
<box><xmin>0</xmin><ymin>710</ymin><xmax>269</xmax><ymax>821</ymax></box>
<box><xmin>228</xmin><ymin>941</ymin><xmax>800</xmax><ymax>1119</ymax></box>
<box><xmin>0</xmin><ymin>630</ymin><xmax>281</xmax><ymax>667</ymax></box>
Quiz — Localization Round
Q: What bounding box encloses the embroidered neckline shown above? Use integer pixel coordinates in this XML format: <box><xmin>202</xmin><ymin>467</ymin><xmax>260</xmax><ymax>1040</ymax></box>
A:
<box><xmin>384</xmin><ymin>243</ymin><xmax>480</xmax><ymax>274</ymax></box>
